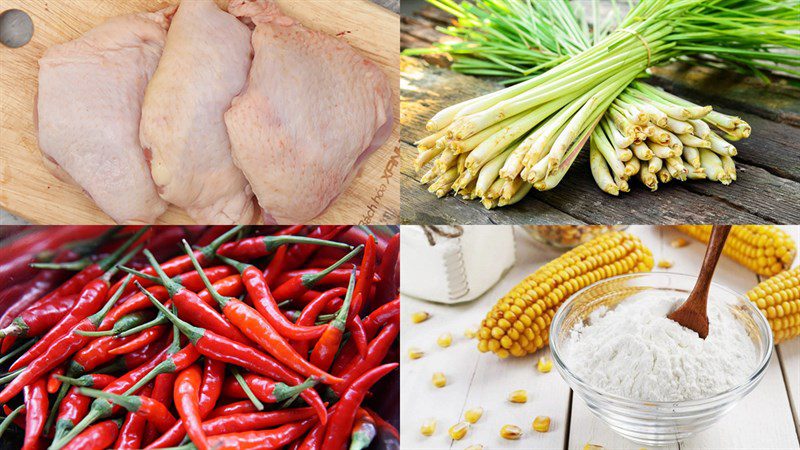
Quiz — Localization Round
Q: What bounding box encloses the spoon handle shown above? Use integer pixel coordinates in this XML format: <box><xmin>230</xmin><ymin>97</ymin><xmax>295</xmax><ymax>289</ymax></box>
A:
<box><xmin>693</xmin><ymin>225</ymin><xmax>733</xmax><ymax>301</ymax></box>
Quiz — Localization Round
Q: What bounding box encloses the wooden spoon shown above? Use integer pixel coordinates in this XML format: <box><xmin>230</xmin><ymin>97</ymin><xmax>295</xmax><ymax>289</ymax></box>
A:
<box><xmin>667</xmin><ymin>224</ymin><xmax>732</xmax><ymax>338</ymax></box>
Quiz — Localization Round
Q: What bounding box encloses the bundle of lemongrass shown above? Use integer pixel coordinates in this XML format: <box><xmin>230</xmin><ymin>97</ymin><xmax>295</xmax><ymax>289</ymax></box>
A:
<box><xmin>407</xmin><ymin>0</ymin><xmax>799</xmax><ymax>208</ymax></box>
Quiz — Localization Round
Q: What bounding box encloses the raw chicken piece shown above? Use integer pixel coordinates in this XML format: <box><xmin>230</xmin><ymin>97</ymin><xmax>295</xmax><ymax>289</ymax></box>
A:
<box><xmin>36</xmin><ymin>7</ymin><xmax>174</xmax><ymax>224</ymax></box>
<box><xmin>140</xmin><ymin>0</ymin><xmax>256</xmax><ymax>224</ymax></box>
<box><xmin>226</xmin><ymin>0</ymin><xmax>393</xmax><ymax>223</ymax></box>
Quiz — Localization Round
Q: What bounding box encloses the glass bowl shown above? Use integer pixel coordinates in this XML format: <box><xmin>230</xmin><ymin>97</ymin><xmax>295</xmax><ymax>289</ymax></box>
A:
<box><xmin>523</xmin><ymin>225</ymin><xmax>628</xmax><ymax>249</ymax></box>
<box><xmin>549</xmin><ymin>272</ymin><xmax>773</xmax><ymax>446</ymax></box>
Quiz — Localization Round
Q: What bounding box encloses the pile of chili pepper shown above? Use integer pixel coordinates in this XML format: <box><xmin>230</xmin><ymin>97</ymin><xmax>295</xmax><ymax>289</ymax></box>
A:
<box><xmin>0</xmin><ymin>225</ymin><xmax>400</xmax><ymax>450</ymax></box>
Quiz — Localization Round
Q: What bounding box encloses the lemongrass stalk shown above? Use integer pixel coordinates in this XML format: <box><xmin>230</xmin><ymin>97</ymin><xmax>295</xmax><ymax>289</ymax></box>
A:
<box><xmin>617</xmin><ymin>147</ymin><xmax>633</xmax><ymax>163</ymax></box>
<box><xmin>647</xmin><ymin>157</ymin><xmax>663</xmax><ymax>174</ymax></box>
<box><xmin>420</xmin><ymin>168</ymin><xmax>436</xmax><ymax>184</ymax></box>
<box><xmin>500</xmin><ymin>177</ymin><xmax>524</xmax><ymax>201</ymax></box>
<box><xmin>688</xmin><ymin>119</ymin><xmax>711</xmax><ymax>139</ymax></box>
<box><xmin>613</xmin><ymin>99</ymin><xmax>648</xmax><ymax>125</ymax></box>
<box><xmin>708</xmin><ymin>132</ymin><xmax>737</xmax><ymax>157</ymax></box>
<box><xmin>475</xmin><ymin>148</ymin><xmax>513</xmax><ymax>197</ymax></box>
<box><xmin>415</xmin><ymin>125</ymin><xmax>452</xmax><ymax>149</ymax></box>
<box><xmin>699</xmin><ymin>148</ymin><xmax>729</xmax><ymax>184</ymax></box>
<box><xmin>647</xmin><ymin>141</ymin><xmax>674</xmax><ymax>159</ymax></box>
<box><xmin>433</xmin><ymin>136</ymin><xmax>448</xmax><ymax>151</ymax></box>
<box><xmin>481</xmin><ymin>198</ymin><xmax>499</xmax><ymax>209</ymax></box>
<box><xmin>640</xmin><ymin>166</ymin><xmax>658</xmax><ymax>191</ymax></box>
<box><xmin>499</xmin><ymin>182</ymin><xmax>533</xmax><ymax>207</ymax></box>
<box><xmin>720</xmin><ymin>155</ymin><xmax>737</xmax><ymax>181</ymax></box>
<box><xmin>457</xmin><ymin>153</ymin><xmax>467</xmax><ymax>173</ymax></box>
<box><xmin>433</xmin><ymin>149</ymin><xmax>458</xmax><ymax>175</ymax></box>
<box><xmin>624</xmin><ymin>156</ymin><xmax>641</xmax><ymax>178</ymax></box>
<box><xmin>483</xmin><ymin>177</ymin><xmax>506</xmax><ymax>200</ymax></box>
<box><xmin>664</xmin><ymin>130</ymin><xmax>683</xmax><ymax>154</ymax></box>
<box><xmin>590</xmin><ymin>141</ymin><xmax>619</xmax><ymax>196</ymax></box>
<box><xmin>602</xmin><ymin>116</ymin><xmax>634</xmax><ymax>148</ymax></box>
<box><xmin>615</xmin><ymin>172</ymin><xmax>630</xmax><ymax>193</ymax></box>
<box><xmin>703</xmin><ymin>110</ymin><xmax>743</xmax><ymax>131</ymax></box>
<box><xmin>687</xmin><ymin>167</ymin><xmax>707</xmax><ymax>180</ymax></box>
<box><xmin>735</xmin><ymin>122</ymin><xmax>752</xmax><ymax>139</ymax></box>
<box><xmin>415</xmin><ymin>147</ymin><xmax>443</xmax><ymax>172</ymax></box>
<box><xmin>645</xmin><ymin>124</ymin><xmax>671</xmax><ymax>144</ymax></box>
<box><xmin>665</xmin><ymin>118</ymin><xmax>693</xmax><ymax>135</ymax></box>
<box><xmin>657</xmin><ymin>167</ymin><xmax>672</xmax><ymax>184</ymax></box>
<box><xmin>666</xmin><ymin>157</ymin><xmax>688</xmax><ymax>181</ymax></box>
<box><xmin>545</xmin><ymin>95</ymin><xmax>604</xmax><ymax>174</ymax></box>
<box><xmin>677</xmin><ymin>133</ymin><xmax>710</xmax><ymax>148</ymax></box>
<box><xmin>451</xmin><ymin>115</ymin><xmax>518</xmax><ymax>154</ymax></box>
<box><xmin>632</xmin><ymin>142</ymin><xmax>653</xmax><ymax>161</ymax></box>
<box><xmin>633</xmin><ymin>82</ymin><xmax>712</xmax><ymax>118</ymax></box>
<box><xmin>592</xmin><ymin>125</ymin><xmax>625</xmax><ymax>178</ymax></box>
<box><xmin>629</xmin><ymin>89</ymin><xmax>692</xmax><ymax>120</ymax></box>
<box><xmin>682</xmin><ymin>146</ymin><xmax>701</xmax><ymax>169</ymax></box>
<box><xmin>607</xmin><ymin>107</ymin><xmax>637</xmax><ymax>137</ymax></box>
<box><xmin>535</xmin><ymin>110</ymin><xmax>606</xmax><ymax>191</ymax></box>
<box><xmin>619</xmin><ymin>92</ymin><xmax>669</xmax><ymax>127</ymax></box>
<box><xmin>500</xmin><ymin>128</ymin><xmax>544</xmax><ymax>180</ymax></box>
<box><xmin>451</xmin><ymin>170</ymin><xmax>474</xmax><ymax>192</ymax></box>
<box><xmin>428</xmin><ymin>168</ymin><xmax>459</xmax><ymax>197</ymax></box>
<box><xmin>427</xmin><ymin>95</ymin><xmax>486</xmax><ymax>132</ymax></box>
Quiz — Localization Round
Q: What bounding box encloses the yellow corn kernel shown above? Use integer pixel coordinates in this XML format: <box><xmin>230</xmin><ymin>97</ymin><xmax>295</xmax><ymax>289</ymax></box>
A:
<box><xmin>657</xmin><ymin>259</ymin><xmax>673</xmax><ymax>269</ymax></box>
<box><xmin>584</xmin><ymin>445</ymin><xmax>604</xmax><ymax>450</ymax></box>
<box><xmin>464</xmin><ymin>446</ymin><xmax>484</xmax><ymax>450</ymax></box>
<box><xmin>537</xmin><ymin>357</ymin><xmax>553</xmax><ymax>373</ymax></box>
<box><xmin>432</xmin><ymin>372</ymin><xmax>447</xmax><ymax>388</ymax></box>
<box><xmin>500</xmin><ymin>424</ymin><xmax>522</xmax><ymax>440</ymax></box>
<box><xmin>411</xmin><ymin>311</ymin><xmax>430</xmax><ymax>324</ymax></box>
<box><xmin>745</xmin><ymin>267</ymin><xmax>800</xmax><ymax>342</ymax></box>
<box><xmin>676</xmin><ymin>225</ymin><xmax>796</xmax><ymax>276</ymax></box>
<box><xmin>478</xmin><ymin>232</ymin><xmax>654</xmax><ymax>358</ymax></box>
<box><xmin>464</xmin><ymin>327</ymin><xmax>477</xmax><ymax>339</ymax></box>
<box><xmin>533</xmin><ymin>416</ymin><xmax>551</xmax><ymax>432</ymax></box>
<box><xmin>508</xmin><ymin>389</ymin><xmax>527</xmax><ymax>403</ymax></box>
<box><xmin>671</xmin><ymin>237</ymin><xmax>689</xmax><ymax>248</ymax></box>
<box><xmin>437</xmin><ymin>332</ymin><xmax>453</xmax><ymax>348</ymax></box>
<box><xmin>420</xmin><ymin>419</ymin><xmax>436</xmax><ymax>436</ymax></box>
<box><xmin>464</xmin><ymin>407</ymin><xmax>484</xmax><ymax>424</ymax></box>
<box><xmin>449</xmin><ymin>421</ymin><xmax>469</xmax><ymax>440</ymax></box>
<box><xmin>408</xmin><ymin>347</ymin><xmax>424</xmax><ymax>360</ymax></box>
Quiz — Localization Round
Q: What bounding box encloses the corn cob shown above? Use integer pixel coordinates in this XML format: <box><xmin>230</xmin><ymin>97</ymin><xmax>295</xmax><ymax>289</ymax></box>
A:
<box><xmin>478</xmin><ymin>232</ymin><xmax>654</xmax><ymax>358</ymax></box>
<box><xmin>746</xmin><ymin>267</ymin><xmax>800</xmax><ymax>343</ymax></box>
<box><xmin>676</xmin><ymin>225</ymin><xmax>796</xmax><ymax>277</ymax></box>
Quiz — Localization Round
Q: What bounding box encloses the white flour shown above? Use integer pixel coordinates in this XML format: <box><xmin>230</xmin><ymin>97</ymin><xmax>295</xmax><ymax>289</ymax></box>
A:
<box><xmin>562</xmin><ymin>292</ymin><xmax>759</xmax><ymax>402</ymax></box>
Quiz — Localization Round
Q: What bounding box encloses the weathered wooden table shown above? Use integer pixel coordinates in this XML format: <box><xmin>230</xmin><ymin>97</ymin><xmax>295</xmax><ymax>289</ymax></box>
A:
<box><xmin>400</xmin><ymin>225</ymin><xmax>800</xmax><ymax>449</ymax></box>
<box><xmin>400</xmin><ymin>8</ymin><xmax>800</xmax><ymax>225</ymax></box>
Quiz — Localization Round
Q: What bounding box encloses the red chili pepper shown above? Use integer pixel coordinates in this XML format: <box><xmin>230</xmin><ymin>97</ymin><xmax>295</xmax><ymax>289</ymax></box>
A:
<box><xmin>206</xmin><ymin>401</ymin><xmax>260</xmax><ymax>419</ymax></box>
<box><xmin>273</xmin><ymin>268</ymin><xmax>379</xmax><ymax>289</ymax></box>
<box><xmin>0</xmin><ymin>274</ymin><xmax>136</xmax><ymax>402</ymax></box>
<box><xmin>262</xmin><ymin>245</ymin><xmax>287</xmax><ymax>287</ymax></box>
<box><xmin>284</xmin><ymin>226</ymin><xmax>350</xmax><ymax>269</ymax></box>
<box><xmin>271</xmin><ymin>245</ymin><xmax>363</xmax><ymax>303</ymax></box>
<box><xmin>142</xmin><ymin>287</ymin><xmax>329</xmax><ymax>425</ymax></box>
<box><xmin>331</xmin><ymin>299</ymin><xmax>400</xmax><ymax>376</ymax></box>
<box><xmin>373</xmin><ymin>232</ymin><xmax>399</xmax><ymax>307</ymax></box>
<box><xmin>221</xmin><ymin>373</ymin><xmax>318</xmax><ymax>403</ymax></box>
<box><xmin>206</xmin><ymin>417</ymin><xmax>317</xmax><ymax>450</ymax></box>
<box><xmin>192</xmin><ymin>248</ymin><xmax>341</xmax><ymax>383</ymax></box>
<box><xmin>349</xmin><ymin>408</ymin><xmax>377</xmax><ymax>450</ymax></box>
<box><xmin>61</xmin><ymin>419</ymin><xmax>121</xmax><ymax>450</ymax></box>
<box><xmin>195</xmin><ymin>226</ymin><xmax>235</xmax><ymax>247</ymax></box>
<box><xmin>113</xmin><ymin>384</ymin><xmax>152</xmax><ymax>450</ymax></box>
<box><xmin>351</xmin><ymin>235</ymin><xmax>376</xmax><ymax>319</ymax></box>
<box><xmin>52</xmin><ymin>374</ymin><xmax>115</xmax><ymax>444</ymax></box>
<box><xmin>225</xmin><ymin>258</ymin><xmax>328</xmax><ymax>341</ymax></box>
<box><xmin>322</xmin><ymin>363</ymin><xmax>399</xmax><ymax>450</ymax></box>
<box><xmin>22</xmin><ymin>378</ymin><xmax>48</xmax><ymax>450</ymax></box>
<box><xmin>292</xmin><ymin>288</ymin><xmax>345</xmax><ymax>356</ymax></box>
<box><xmin>72</xmin><ymin>335</ymin><xmax>136</xmax><ymax>374</ymax></box>
<box><xmin>195</xmin><ymin>274</ymin><xmax>244</xmax><ymax>307</ymax></box>
<box><xmin>311</xmin><ymin>269</ymin><xmax>357</xmax><ymax>371</ymax></box>
<box><xmin>274</xmin><ymin>225</ymin><xmax>306</xmax><ymax>237</ymax></box>
<box><xmin>99</xmin><ymin>286</ymin><xmax>170</xmax><ymax>330</ymax></box>
<box><xmin>79</xmin><ymin>387</ymin><xmax>177</xmax><ymax>433</ymax></box>
<box><xmin>175</xmin><ymin>364</ymin><xmax>210</xmax><ymax>450</ymax></box>
<box><xmin>107</xmin><ymin>226</ymin><xmax>243</xmax><ymax>299</ymax></box>
<box><xmin>335</xmin><ymin>321</ymin><xmax>400</xmax><ymax>395</ymax></box>
<box><xmin>141</xmin><ymin>372</ymin><xmax>176</xmax><ymax>446</ymax></box>
<box><xmin>349</xmin><ymin>316</ymin><xmax>369</xmax><ymax>360</ymax></box>
<box><xmin>217</xmin><ymin>233</ymin><xmax>351</xmax><ymax>261</ymax></box>
<box><xmin>47</xmin><ymin>365</ymin><xmax>67</xmax><ymax>394</ymax></box>
<box><xmin>0</xmin><ymin>294</ymin><xmax>78</xmax><ymax>340</ymax></box>
<box><xmin>108</xmin><ymin>324</ymin><xmax>167</xmax><ymax>355</ymax></box>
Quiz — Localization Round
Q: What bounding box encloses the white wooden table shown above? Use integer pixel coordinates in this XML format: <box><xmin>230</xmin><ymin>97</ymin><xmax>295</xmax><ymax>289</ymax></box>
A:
<box><xmin>400</xmin><ymin>225</ymin><xmax>800</xmax><ymax>450</ymax></box>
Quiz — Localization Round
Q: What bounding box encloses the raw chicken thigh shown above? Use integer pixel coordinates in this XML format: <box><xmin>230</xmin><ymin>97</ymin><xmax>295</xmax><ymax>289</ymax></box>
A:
<box><xmin>226</xmin><ymin>0</ymin><xmax>393</xmax><ymax>223</ymax></box>
<box><xmin>36</xmin><ymin>7</ymin><xmax>173</xmax><ymax>224</ymax></box>
<box><xmin>140</xmin><ymin>0</ymin><xmax>256</xmax><ymax>224</ymax></box>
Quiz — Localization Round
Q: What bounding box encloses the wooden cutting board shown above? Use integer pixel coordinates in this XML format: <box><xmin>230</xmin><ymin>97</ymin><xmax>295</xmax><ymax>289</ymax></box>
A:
<box><xmin>0</xmin><ymin>0</ymin><xmax>400</xmax><ymax>224</ymax></box>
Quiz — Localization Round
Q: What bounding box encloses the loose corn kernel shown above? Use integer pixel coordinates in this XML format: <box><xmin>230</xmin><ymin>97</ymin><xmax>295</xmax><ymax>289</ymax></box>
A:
<box><xmin>657</xmin><ymin>259</ymin><xmax>673</xmax><ymax>269</ymax></box>
<box><xmin>449</xmin><ymin>421</ymin><xmax>469</xmax><ymax>440</ymax></box>
<box><xmin>411</xmin><ymin>311</ymin><xmax>430</xmax><ymax>323</ymax></box>
<box><xmin>500</xmin><ymin>424</ymin><xmax>522</xmax><ymax>440</ymax></box>
<box><xmin>408</xmin><ymin>347</ymin><xmax>424</xmax><ymax>360</ymax></box>
<box><xmin>420</xmin><ymin>419</ymin><xmax>436</xmax><ymax>436</ymax></box>
<box><xmin>583</xmin><ymin>445</ymin><xmax>604</xmax><ymax>450</ymax></box>
<box><xmin>676</xmin><ymin>225</ymin><xmax>796</xmax><ymax>276</ymax></box>
<box><xmin>508</xmin><ymin>389</ymin><xmax>527</xmax><ymax>403</ymax></box>
<box><xmin>478</xmin><ymin>232</ymin><xmax>654</xmax><ymax>357</ymax></box>
<box><xmin>464</xmin><ymin>327</ymin><xmax>477</xmax><ymax>339</ymax></box>
<box><xmin>671</xmin><ymin>237</ymin><xmax>689</xmax><ymax>248</ymax></box>
<box><xmin>537</xmin><ymin>357</ymin><xmax>552</xmax><ymax>373</ymax></box>
<box><xmin>432</xmin><ymin>372</ymin><xmax>447</xmax><ymax>388</ymax></box>
<box><xmin>437</xmin><ymin>332</ymin><xmax>453</xmax><ymax>348</ymax></box>
<box><xmin>464</xmin><ymin>446</ymin><xmax>484</xmax><ymax>450</ymax></box>
<box><xmin>464</xmin><ymin>407</ymin><xmax>483</xmax><ymax>424</ymax></box>
<box><xmin>533</xmin><ymin>416</ymin><xmax>551</xmax><ymax>432</ymax></box>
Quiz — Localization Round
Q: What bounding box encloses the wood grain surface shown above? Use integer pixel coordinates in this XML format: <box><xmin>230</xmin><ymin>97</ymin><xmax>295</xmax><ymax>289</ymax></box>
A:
<box><xmin>400</xmin><ymin>10</ymin><xmax>800</xmax><ymax>225</ymax></box>
<box><xmin>0</xmin><ymin>0</ymin><xmax>400</xmax><ymax>225</ymax></box>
